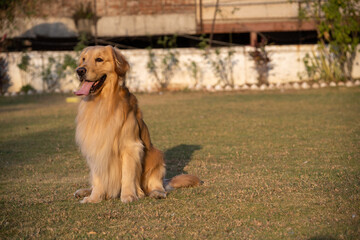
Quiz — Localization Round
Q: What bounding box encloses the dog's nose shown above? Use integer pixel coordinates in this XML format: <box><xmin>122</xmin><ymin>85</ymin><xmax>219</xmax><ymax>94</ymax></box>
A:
<box><xmin>76</xmin><ymin>67</ymin><xmax>87</xmax><ymax>77</ymax></box>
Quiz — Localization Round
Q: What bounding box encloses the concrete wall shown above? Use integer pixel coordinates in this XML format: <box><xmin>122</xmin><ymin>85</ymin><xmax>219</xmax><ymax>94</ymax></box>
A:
<box><xmin>2</xmin><ymin>51</ymin><xmax>79</xmax><ymax>93</ymax></box>
<box><xmin>2</xmin><ymin>44</ymin><xmax>360</xmax><ymax>93</ymax></box>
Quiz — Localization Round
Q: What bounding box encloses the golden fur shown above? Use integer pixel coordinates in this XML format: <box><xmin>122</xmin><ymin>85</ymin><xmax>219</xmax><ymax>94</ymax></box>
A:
<box><xmin>73</xmin><ymin>45</ymin><xmax>201</xmax><ymax>203</ymax></box>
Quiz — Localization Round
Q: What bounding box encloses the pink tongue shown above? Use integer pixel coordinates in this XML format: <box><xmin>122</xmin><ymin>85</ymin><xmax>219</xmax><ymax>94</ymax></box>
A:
<box><xmin>74</xmin><ymin>81</ymin><xmax>94</xmax><ymax>96</ymax></box>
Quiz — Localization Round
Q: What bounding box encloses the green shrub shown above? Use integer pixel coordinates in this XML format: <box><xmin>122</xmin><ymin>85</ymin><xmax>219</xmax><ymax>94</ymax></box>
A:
<box><xmin>20</xmin><ymin>84</ymin><xmax>35</xmax><ymax>93</ymax></box>
<box><xmin>146</xmin><ymin>35</ymin><xmax>179</xmax><ymax>90</ymax></box>
<box><xmin>17</xmin><ymin>54</ymin><xmax>30</xmax><ymax>72</ymax></box>
<box><xmin>0</xmin><ymin>57</ymin><xmax>11</xmax><ymax>94</ymax></box>
<box><xmin>299</xmin><ymin>0</ymin><xmax>360</xmax><ymax>82</ymax></box>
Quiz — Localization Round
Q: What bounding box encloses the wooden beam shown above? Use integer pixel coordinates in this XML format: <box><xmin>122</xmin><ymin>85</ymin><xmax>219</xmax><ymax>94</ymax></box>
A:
<box><xmin>250</xmin><ymin>32</ymin><xmax>257</xmax><ymax>46</ymax></box>
<box><xmin>200</xmin><ymin>21</ymin><xmax>317</xmax><ymax>34</ymax></box>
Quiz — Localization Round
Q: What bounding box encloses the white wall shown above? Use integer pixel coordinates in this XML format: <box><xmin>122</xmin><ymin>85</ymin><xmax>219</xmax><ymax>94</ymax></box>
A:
<box><xmin>1</xmin><ymin>45</ymin><xmax>360</xmax><ymax>93</ymax></box>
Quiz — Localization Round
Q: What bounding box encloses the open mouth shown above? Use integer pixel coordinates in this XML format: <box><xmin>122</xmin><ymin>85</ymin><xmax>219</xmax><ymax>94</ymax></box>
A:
<box><xmin>74</xmin><ymin>75</ymin><xmax>107</xmax><ymax>96</ymax></box>
<box><xmin>89</xmin><ymin>75</ymin><xmax>106</xmax><ymax>94</ymax></box>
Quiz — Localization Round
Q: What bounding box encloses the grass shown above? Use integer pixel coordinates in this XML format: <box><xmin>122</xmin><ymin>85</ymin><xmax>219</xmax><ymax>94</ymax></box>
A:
<box><xmin>0</xmin><ymin>88</ymin><xmax>359</xmax><ymax>239</ymax></box>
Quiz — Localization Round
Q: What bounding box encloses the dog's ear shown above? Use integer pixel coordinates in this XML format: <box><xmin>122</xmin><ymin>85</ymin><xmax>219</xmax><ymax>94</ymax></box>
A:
<box><xmin>110</xmin><ymin>46</ymin><xmax>130</xmax><ymax>77</ymax></box>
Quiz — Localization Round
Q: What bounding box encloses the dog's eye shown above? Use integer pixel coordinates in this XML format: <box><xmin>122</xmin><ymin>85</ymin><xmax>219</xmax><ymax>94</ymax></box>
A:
<box><xmin>82</xmin><ymin>58</ymin><xmax>85</xmax><ymax>61</ymax></box>
<box><xmin>95</xmin><ymin>58</ymin><xmax>103</xmax><ymax>62</ymax></box>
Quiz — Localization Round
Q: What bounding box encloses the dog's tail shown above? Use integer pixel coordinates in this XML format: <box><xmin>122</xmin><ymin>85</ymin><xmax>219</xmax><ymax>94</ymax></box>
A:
<box><xmin>163</xmin><ymin>174</ymin><xmax>203</xmax><ymax>192</ymax></box>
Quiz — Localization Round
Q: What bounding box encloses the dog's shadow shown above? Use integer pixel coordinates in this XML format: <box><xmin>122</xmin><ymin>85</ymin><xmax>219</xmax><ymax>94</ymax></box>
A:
<box><xmin>164</xmin><ymin>144</ymin><xmax>202</xmax><ymax>178</ymax></box>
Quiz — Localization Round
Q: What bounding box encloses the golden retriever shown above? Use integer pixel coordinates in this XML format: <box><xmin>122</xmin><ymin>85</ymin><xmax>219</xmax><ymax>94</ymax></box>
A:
<box><xmin>73</xmin><ymin>45</ymin><xmax>202</xmax><ymax>203</ymax></box>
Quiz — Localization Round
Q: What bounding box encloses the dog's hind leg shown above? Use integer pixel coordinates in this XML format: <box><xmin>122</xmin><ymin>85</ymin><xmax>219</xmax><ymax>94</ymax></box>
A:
<box><xmin>148</xmin><ymin>173</ymin><xmax>166</xmax><ymax>199</ymax></box>
<box><xmin>142</xmin><ymin>147</ymin><xmax>167</xmax><ymax>199</ymax></box>
<box><xmin>74</xmin><ymin>188</ymin><xmax>92</xmax><ymax>199</ymax></box>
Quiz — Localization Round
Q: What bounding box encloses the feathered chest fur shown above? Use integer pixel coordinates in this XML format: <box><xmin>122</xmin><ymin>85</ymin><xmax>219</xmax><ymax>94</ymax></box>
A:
<box><xmin>75</xmin><ymin>96</ymin><xmax>126</xmax><ymax>167</ymax></box>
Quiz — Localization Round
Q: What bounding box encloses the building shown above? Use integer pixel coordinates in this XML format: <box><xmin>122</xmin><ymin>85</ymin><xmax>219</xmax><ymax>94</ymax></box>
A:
<box><xmin>1</xmin><ymin>0</ymin><xmax>359</xmax><ymax>93</ymax></box>
<box><xmin>1</xmin><ymin>0</ymin><xmax>318</xmax><ymax>50</ymax></box>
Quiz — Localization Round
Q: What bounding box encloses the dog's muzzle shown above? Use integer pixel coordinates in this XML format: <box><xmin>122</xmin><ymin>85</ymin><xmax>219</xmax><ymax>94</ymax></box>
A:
<box><xmin>74</xmin><ymin>74</ymin><xmax>107</xmax><ymax>96</ymax></box>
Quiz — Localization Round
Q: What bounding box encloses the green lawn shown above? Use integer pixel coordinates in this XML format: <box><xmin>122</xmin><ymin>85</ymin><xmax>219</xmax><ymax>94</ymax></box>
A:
<box><xmin>0</xmin><ymin>88</ymin><xmax>359</xmax><ymax>239</ymax></box>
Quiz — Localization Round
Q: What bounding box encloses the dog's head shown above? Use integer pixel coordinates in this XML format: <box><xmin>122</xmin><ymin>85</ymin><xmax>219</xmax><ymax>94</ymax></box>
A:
<box><xmin>74</xmin><ymin>45</ymin><xmax>129</xmax><ymax>96</ymax></box>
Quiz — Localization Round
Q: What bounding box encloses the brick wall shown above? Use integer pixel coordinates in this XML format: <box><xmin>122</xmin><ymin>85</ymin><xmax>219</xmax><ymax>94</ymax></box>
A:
<box><xmin>34</xmin><ymin>0</ymin><xmax>195</xmax><ymax>18</ymax></box>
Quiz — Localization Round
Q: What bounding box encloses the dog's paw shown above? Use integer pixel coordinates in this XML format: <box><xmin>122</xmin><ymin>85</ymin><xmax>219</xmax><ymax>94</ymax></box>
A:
<box><xmin>80</xmin><ymin>196</ymin><xmax>101</xmax><ymax>204</ymax></box>
<box><xmin>74</xmin><ymin>188</ymin><xmax>92</xmax><ymax>199</ymax></box>
<box><xmin>80</xmin><ymin>197</ymin><xmax>89</xmax><ymax>204</ymax></box>
<box><xmin>121</xmin><ymin>194</ymin><xmax>138</xmax><ymax>203</ymax></box>
<box><xmin>149</xmin><ymin>190</ymin><xmax>167</xmax><ymax>199</ymax></box>
<box><xmin>137</xmin><ymin>190</ymin><xmax>145</xmax><ymax>199</ymax></box>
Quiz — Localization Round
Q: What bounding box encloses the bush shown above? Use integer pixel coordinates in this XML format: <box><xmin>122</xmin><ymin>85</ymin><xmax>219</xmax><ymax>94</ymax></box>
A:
<box><xmin>249</xmin><ymin>39</ymin><xmax>272</xmax><ymax>85</ymax></box>
<box><xmin>203</xmin><ymin>48</ymin><xmax>236</xmax><ymax>88</ymax></box>
<box><xmin>17</xmin><ymin>54</ymin><xmax>30</xmax><ymax>72</ymax></box>
<box><xmin>146</xmin><ymin>35</ymin><xmax>179</xmax><ymax>90</ymax></box>
<box><xmin>0</xmin><ymin>57</ymin><xmax>10</xmax><ymax>94</ymax></box>
<box><xmin>299</xmin><ymin>0</ymin><xmax>360</xmax><ymax>82</ymax></box>
<box><xmin>20</xmin><ymin>84</ymin><xmax>35</xmax><ymax>93</ymax></box>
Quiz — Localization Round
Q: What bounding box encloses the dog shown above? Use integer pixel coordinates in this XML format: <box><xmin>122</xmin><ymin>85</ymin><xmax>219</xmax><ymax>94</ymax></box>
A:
<box><xmin>73</xmin><ymin>45</ymin><xmax>202</xmax><ymax>203</ymax></box>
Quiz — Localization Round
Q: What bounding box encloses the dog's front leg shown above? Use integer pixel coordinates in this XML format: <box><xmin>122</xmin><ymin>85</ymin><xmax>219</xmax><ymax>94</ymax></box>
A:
<box><xmin>120</xmin><ymin>143</ymin><xmax>144</xmax><ymax>203</ymax></box>
<box><xmin>80</xmin><ymin>172</ymin><xmax>104</xmax><ymax>203</ymax></box>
